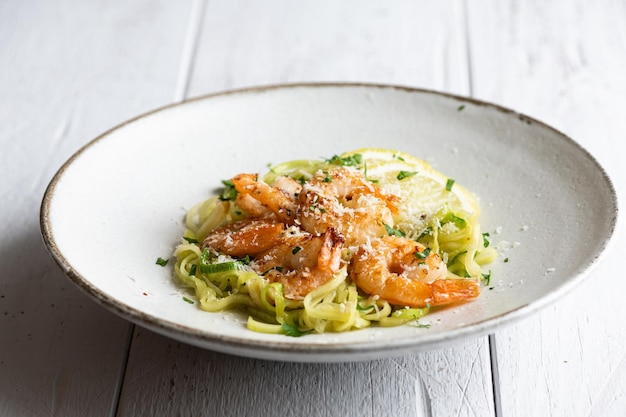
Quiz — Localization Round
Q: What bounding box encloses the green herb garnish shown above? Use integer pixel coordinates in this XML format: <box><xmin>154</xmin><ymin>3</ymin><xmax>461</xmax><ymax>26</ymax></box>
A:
<box><xmin>482</xmin><ymin>270</ymin><xmax>492</xmax><ymax>285</ymax></box>
<box><xmin>326</xmin><ymin>154</ymin><xmax>363</xmax><ymax>167</ymax></box>
<box><xmin>183</xmin><ymin>236</ymin><xmax>199</xmax><ymax>244</ymax></box>
<box><xmin>445</xmin><ymin>178</ymin><xmax>455</xmax><ymax>191</ymax></box>
<box><xmin>441</xmin><ymin>212</ymin><xmax>466</xmax><ymax>229</ymax></box>
<box><xmin>397</xmin><ymin>170</ymin><xmax>418</xmax><ymax>180</ymax></box>
<box><xmin>414</xmin><ymin>247</ymin><xmax>431</xmax><ymax>260</ymax></box>
<box><xmin>292</xmin><ymin>246</ymin><xmax>302</xmax><ymax>255</ymax></box>
<box><xmin>183</xmin><ymin>296</ymin><xmax>195</xmax><ymax>304</ymax></box>
<box><xmin>363</xmin><ymin>162</ymin><xmax>378</xmax><ymax>183</ymax></box>
<box><xmin>219</xmin><ymin>179</ymin><xmax>238</xmax><ymax>201</ymax></box>
<box><xmin>282</xmin><ymin>322</ymin><xmax>311</xmax><ymax>337</ymax></box>
<box><xmin>482</xmin><ymin>232</ymin><xmax>490</xmax><ymax>248</ymax></box>
<box><xmin>156</xmin><ymin>257</ymin><xmax>169</xmax><ymax>266</ymax></box>
<box><xmin>457</xmin><ymin>104</ymin><xmax>465</xmax><ymax>111</ymax></box>
<box><xmin>199</xmin><ymin>247</ymin><xmax>214</xmax><ymax>272</ymax></box>
<box><xmin>383</xmin><ymin>223</ymin><xmax>405</xmax><ymax>237</ymax></box>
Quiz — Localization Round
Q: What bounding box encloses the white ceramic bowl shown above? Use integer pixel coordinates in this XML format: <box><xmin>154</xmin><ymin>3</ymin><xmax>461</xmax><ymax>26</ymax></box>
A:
<box><xmin>40</xmin><ymin>84</ymin><xmax>618</xmax><ymax>362</ymax></box>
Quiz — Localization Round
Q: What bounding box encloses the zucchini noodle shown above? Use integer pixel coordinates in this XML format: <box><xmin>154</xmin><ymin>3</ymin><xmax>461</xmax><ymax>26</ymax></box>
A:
<box><xmin>173</xmin><ymin>151</ymin><xmax>495</xmax><ymax>336</ymax></box>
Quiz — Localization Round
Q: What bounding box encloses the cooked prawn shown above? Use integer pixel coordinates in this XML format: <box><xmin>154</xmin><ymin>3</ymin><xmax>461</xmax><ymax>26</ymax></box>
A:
<box><xmin>349</xmin><ymin>236</ymin><xmax>479</xmax><ymax>307</ymax></box>
<box><xmin>231</xmin><ymin>173</ymin><xmax>301</xmax><ymax>223</ymax></box>
<box><xmin>231</xmin><ymin>167</ymin><xmax>400</xmax><ymax>246</ymax></box>
<box><xmin>297</xmin><ymin>167</ymin><xmax>399</xmax><ymax>246</ymax></box>
<box><xmin>201</xmin><ymin>218</ymin><xmax>285</xmax><ymax>257</ymax></box>
<box><xmin>306</xmin><ymin>166</ymin><xmax>399</xmax><ymax>214</ymax></box>
<box><xmin>252</xmin><ymin>228</ymin><xmax>345</xmax><ymax>300</ymax></box>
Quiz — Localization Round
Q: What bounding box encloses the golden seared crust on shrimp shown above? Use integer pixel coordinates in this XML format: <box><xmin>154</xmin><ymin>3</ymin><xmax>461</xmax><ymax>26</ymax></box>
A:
<box><xmin>307</xmin><ymin>167</ymin><xmax>399</xmax><ymax>214</ymax></box>
<box><xmin>229</xmin><ymin>168</ymin><xmax>399</xmax><ymax>247</ymax></box>
<box><xmin>201</xmin><ymin>219</ymin><xmax>285</xmax><ymax>257</ymax></box>
<box><xmin>252</xmin><ymin>228</ymin><xmax>345</xmax><ymax>300</ymax></box>
<box><xmin>298</xmin><ymin>167</ymin><xmax>399</xmax><ymax>246</ymax></box>
<box><xmin>349</xmin><ymin>236</ymin><xmax>479</xmax><ymax>307</ymax></box>
<box><xmin>231</xmin><ymin>173</ymin><xmax>301</xmax><ymax>223</ymax></box>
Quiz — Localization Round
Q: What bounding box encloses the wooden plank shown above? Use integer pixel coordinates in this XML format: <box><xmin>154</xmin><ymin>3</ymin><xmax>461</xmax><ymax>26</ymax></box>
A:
<box><xmin>119</xmin><ymin>329</ymin><xmax>494</xmax><ymax>417</ymax></box>
<box><xmin>189</xmin><ymin>0</ymin><xmax>470</xmax><ymax>95</ymax></box>
<box><xmin>0</xmin><ymin>1</ymin><xmax>193</xmax><ymax>416</ymax></box>
<box><xmin>467</xmin><ymin>0</ymin><xmax>626</xmax><ymax>415</ymax></box>
<box><xmin>118</xmin><ymin>1</ymin><xmax>496</xmax><ymax>416</ymax></box>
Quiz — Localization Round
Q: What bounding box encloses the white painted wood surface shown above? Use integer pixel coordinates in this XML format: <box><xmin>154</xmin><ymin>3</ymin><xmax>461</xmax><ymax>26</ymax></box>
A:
<box><xmin>1</xmin><ymin>1</ymin><xmax>623</xmax><ymax>416</ymax></box>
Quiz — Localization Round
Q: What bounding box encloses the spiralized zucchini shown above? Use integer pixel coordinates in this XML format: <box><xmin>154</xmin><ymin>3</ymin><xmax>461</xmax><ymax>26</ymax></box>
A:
<box><xmin>173</xmin><ymin>152</ymin><xmax>496</xmax><ymax>336</ymax></box>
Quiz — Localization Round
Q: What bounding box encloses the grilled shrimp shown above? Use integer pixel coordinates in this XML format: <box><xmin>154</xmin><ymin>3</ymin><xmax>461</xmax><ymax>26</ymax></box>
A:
<box><xmin>306</xmin><ymin>166</ymin><xmax>399</xmax><ymax>214</ymax></box>
<box><xmin>231</xmin><ymin>173</ymin><xmax>301</xmax><ymax>223</ymax></box>
<box><xmin>201</xmin><ymin>218</ymin><xmax>285</xmax><ymax>257</ymax></box>
<box><xmin>231</xmin><ymin>167</ymin><xmax>399</xmax><ymax>246</ymax></box>
<box><xmin>297</xmin><ymin>167</ymin><xmax>399</xmax><ymax>246</ymax></box>
<box><xmin>252</xmin><ymin>228</ymin><xmax>345</xmax><ymax>300</ymax></box>
<box><xmin>349</xmin><ymin>236</ymin><xmax>480</xmax><ymax>307</ymax></box>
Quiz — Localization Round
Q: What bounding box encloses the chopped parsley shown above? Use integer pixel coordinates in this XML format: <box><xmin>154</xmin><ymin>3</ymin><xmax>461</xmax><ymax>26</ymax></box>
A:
<box><xmin>199</xmin><ymin>248</ymin><xmax>215</xmax><ymax>273</ymax></box>
<box><xmin>183</xmin><ymin>296</ymin><xmax>195</xmax><ymax>304</ymax></box>
<box><xmin>482</xmin><ymin>270</ymin><xmax>492</xmax><ymax>285</ymax></box>
<box><xmin>504</xmin><ymin>257</ymin><xmax>509</xmax><ymax>263</ymax></box>
<box><xmin>189</xmin><ymin>264</ymin><xmax>197</xmax><ymax>276</ymax></box>
<box><xmin>183</xmin><ymin>236</ymin><xmax>199</xmax><ymax>244</ymax></box>
<box><xmin>441</xmin><ymin>212</ymin><xmax>466</xmax><ymax>229</ymax></box>
<box><xmin>482</xmin><ymin>232</ymin><xmax>491</xmax><ymax>248</ymax></box>
<box><xmin>397</xmin><ymin>170</ymin><xmax>417</xmax><ymax>180</ymax></box>
<box><xmin>383</xmin><ymin>223</ymin><xmax>405</xmax><ymax>237</ymax></box>
<box><xmin>326</xmin><ymin>153</ymin><xmax>362</xmax><ymax>167</ymax></box>
<box><xmin>363</xmin><ymin>162</ymin><xmax>378</xmax><ymax>183</ymax></box>
<box><xmin>457</xmin><ymin>104</ymin><xmax>465</xmax><ymax>111</ymax></box>
<box><xmin>309</xmin><ymin>195</ymin><xmax>320</xmax><ymax>212</ymax></box>
<box><xmin>282</xmin><ymin>322</ymin><xmax>311</xmax><ymax>337</ymax></box>
<box><xmin>156</xmin><ymin>257</ymin><xmax>169</xmax><ymax>266</ymax></box>
<box><xmin>292</xmin><ymin>246</ymin><xmax>302</xmax><ymax>255</ymax></box>
<box><xmin>219</xmin><ymin>179</ymin><xmax>238</xmax><ymax>201</ymax></box>
<box><xmin>414</xmin><ymin>247</ymin><xmax>431</xmax><ymax>261</ymax></box>
<box><xmin>445</xmin><ymin>178</ymin><xmax>455</xmax><ymax>191</ymax></box>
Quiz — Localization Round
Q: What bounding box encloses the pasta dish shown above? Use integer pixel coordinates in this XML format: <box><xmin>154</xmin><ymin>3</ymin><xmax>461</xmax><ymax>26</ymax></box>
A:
<box><xmin>173</xmin><ymin>148</ymin><xmax>496</xmax><ymax>335</ymax></box>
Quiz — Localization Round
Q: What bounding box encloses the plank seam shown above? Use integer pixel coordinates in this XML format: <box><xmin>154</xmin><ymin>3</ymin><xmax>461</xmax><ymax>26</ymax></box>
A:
<box><xmin>461</xmin><ymin>1</ymin><xmax>503</xmax><ymax>415</ymax></box>
<box><xmin>112</xmin><ymin>324</ymin><xmax>136</xmax><ymax>417</ymax></box>
<box><xmin>175</xmin><ymin>0</ymin><xmax>208</xmax><ymax>102</ymax></box>
<box><xmin>488</xmin><ymin>334</ymin><xmax>503</xmax><ymax>417</ymax></box>
<box><xmin>460</xmin><ymin>0</ymin><xmax>474</xmax><ymax>97</ymax></box>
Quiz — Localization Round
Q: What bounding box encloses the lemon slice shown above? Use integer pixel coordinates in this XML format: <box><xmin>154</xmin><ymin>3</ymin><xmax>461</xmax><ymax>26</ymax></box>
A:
<box><xmin>341</xmin><ymin>148</ymin><xmax>480</xmax><ymax>235</ymax></box>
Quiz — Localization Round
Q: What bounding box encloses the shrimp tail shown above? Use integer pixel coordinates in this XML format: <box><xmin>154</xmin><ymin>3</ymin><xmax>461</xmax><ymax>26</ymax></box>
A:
<box><xmin>430</xmin><ymin>279</ymin><xmax>480</xmax><ymax>306</ymax></box>
<box><xmin>201</xmin><ymin>219</ymin><xmax>285</xmax><ymax>257</ymax></box>
<box><xmin>317</xmin><ymin>227</ymin><xmax>345</xmax><ymax>272</ymax></box>
<box><xmin>231</xmin><ymin>173</ymin><xmax>299</xmax><ymax>224</ymax></box>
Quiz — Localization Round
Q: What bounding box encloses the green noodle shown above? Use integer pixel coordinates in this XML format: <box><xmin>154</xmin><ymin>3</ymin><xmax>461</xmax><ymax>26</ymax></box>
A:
<box><xmin>173</xmin><ymin>153</ymin><xmax>495</xmax><ymax>335</ymax></box>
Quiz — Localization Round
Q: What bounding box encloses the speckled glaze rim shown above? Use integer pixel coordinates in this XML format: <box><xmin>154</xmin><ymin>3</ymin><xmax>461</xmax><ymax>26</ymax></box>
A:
<box><xmin>40</xmin><ymin>82</ymin><xmax>619</xmax><ymax>362</ymax></box>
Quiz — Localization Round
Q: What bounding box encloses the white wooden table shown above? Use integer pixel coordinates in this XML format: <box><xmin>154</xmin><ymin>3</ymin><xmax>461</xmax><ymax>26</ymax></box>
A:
<box><xmin>2</xmin><ymin>1</ymin><xmax>625</xmax><ymax>416</ymax></box>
